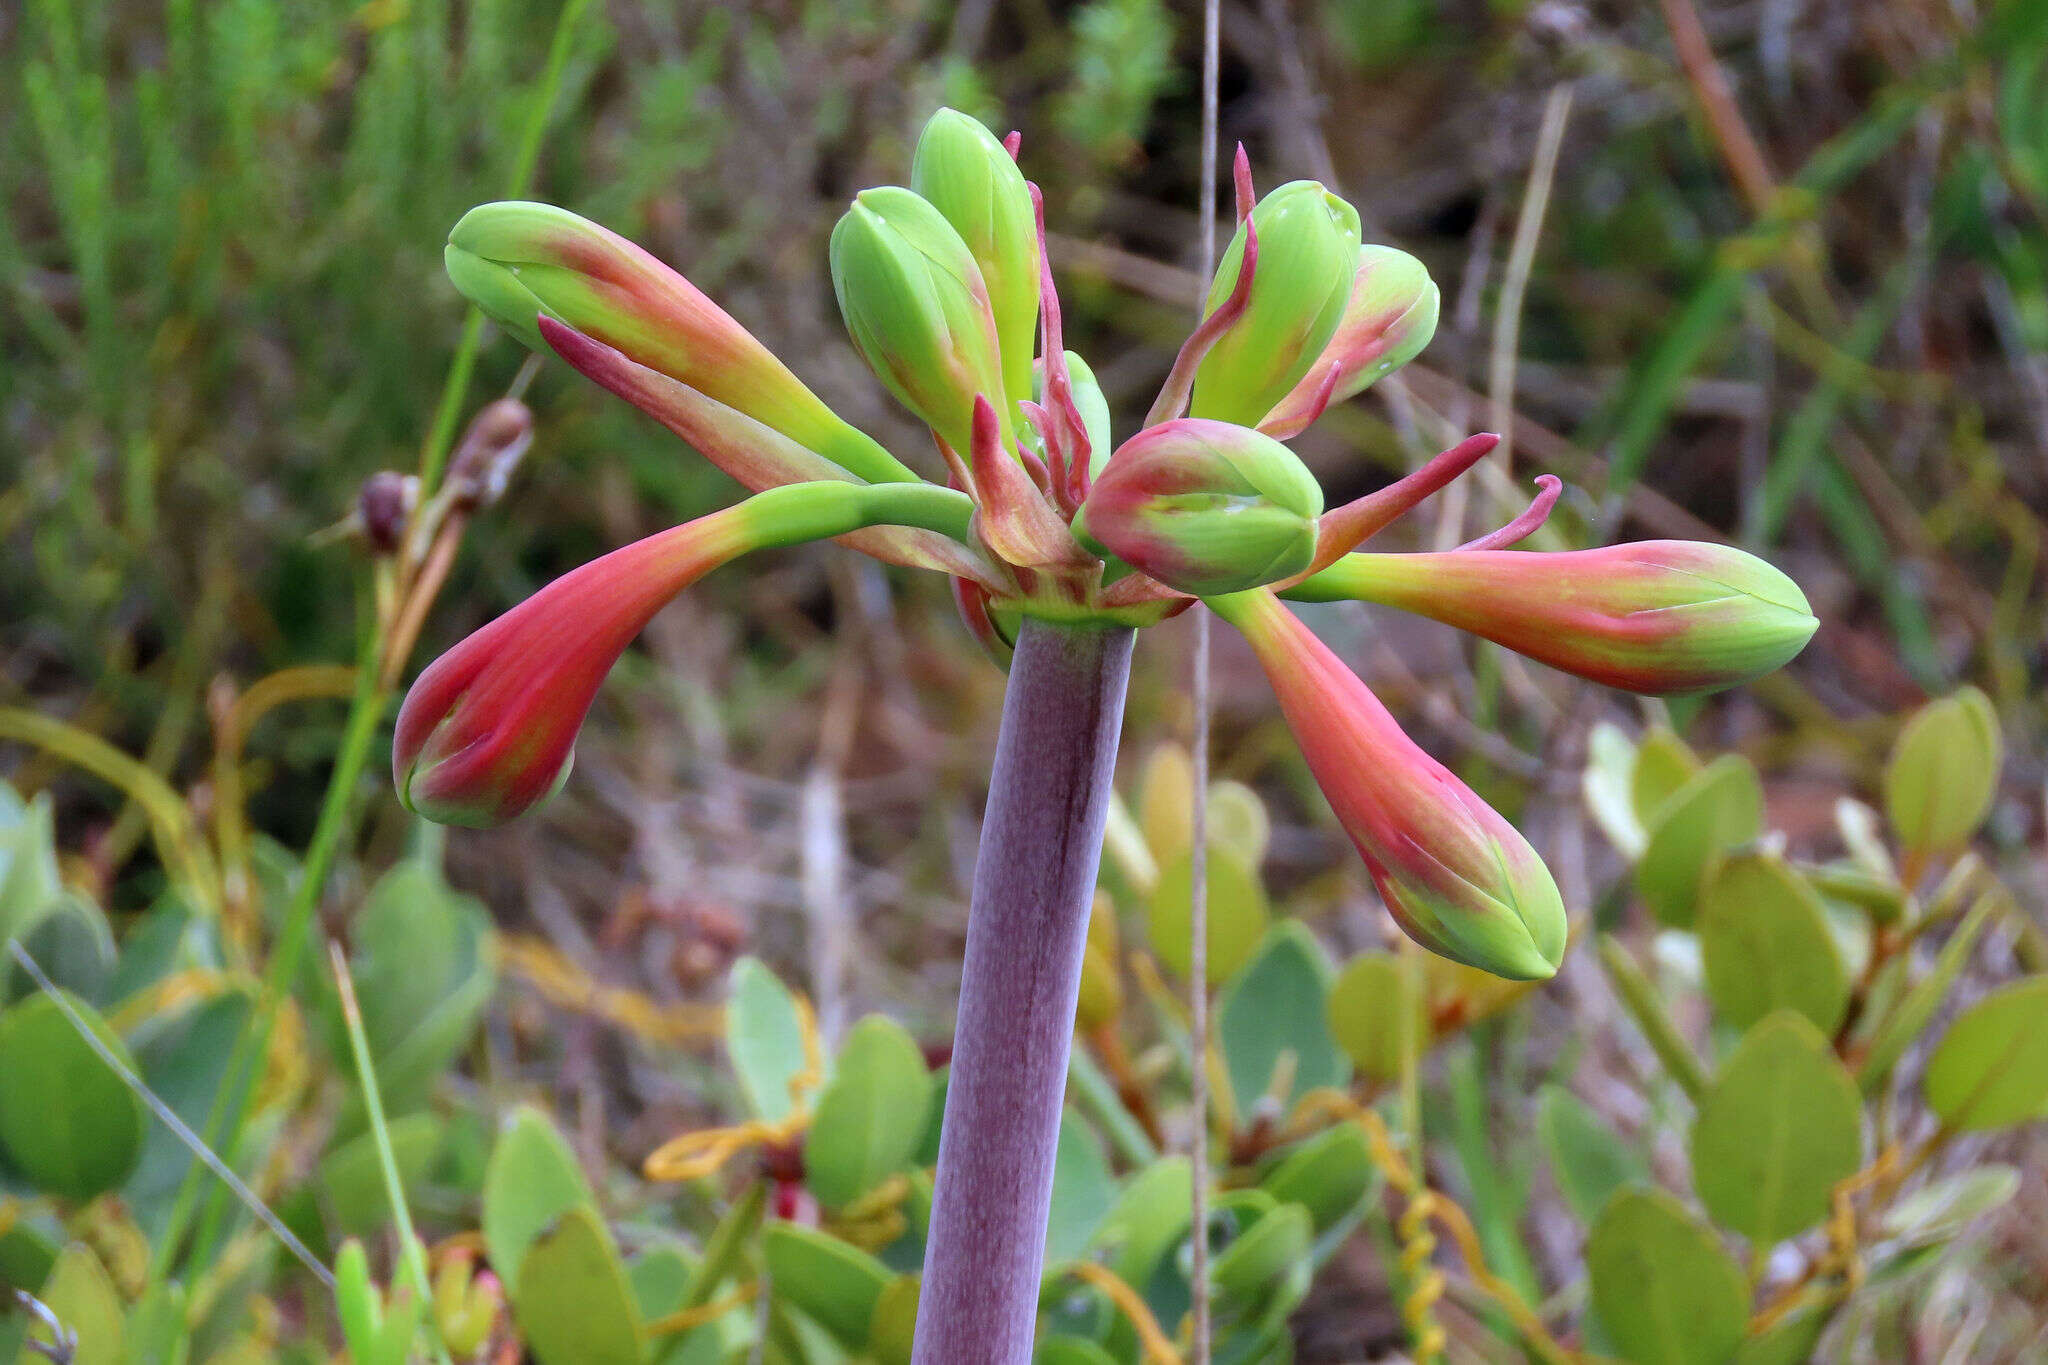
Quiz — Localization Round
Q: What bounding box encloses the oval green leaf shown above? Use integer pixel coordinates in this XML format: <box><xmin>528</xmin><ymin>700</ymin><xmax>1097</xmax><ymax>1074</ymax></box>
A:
<box><xmin>761</xmin><ymin>1222</ymin><xmax>889</xmax><ymax>1349</ymax></box>
<box><xmin>1636</xmin><ymin>755</ymin><xmax>1763</xmax><ymax>926</ymax></box>
<box><xmin>1698</xmin><ymin>853</ymin><xmax>1850</xmax><ymax>1034</ymax></box>
<box><xmin>727</xmin><ymin>956</ymin><xmax>813</xmax><ymax>1124</ymax></box>
<box><xmin>511</xmin><ymin>1204</ymin><xmax>644</xmax><ymax>1365</ymax></box>
<box><xmin>1325</xmin><ymin>952</ymin><xmax>1424</xmax><ymax>1082</ymax></box>
<box><xmin>1690</xmin><ymin>1012</ymin><xmax>1862</xmax><ymax>1244</ymax></box>
<box><xmin>1587</xmin><ymin>1187</ymin><xmax>1748</xmax><ymax>1365</ymax></box>
<box><xmin>804</xmin><ymin>1013</ymin><xmax>931</xmax><ymax>1211</ymax></box>
<box><xmin>482</xmin><ymin>1105</ymin><xmax>594</xmax><ymax>1295</ymax></box>
<box><xmin>1149</xmin><ymin>847</ymin><xmax>1269</xmax><ymax>985</ymax></box>
<box><xmin>0</xmin><ymin>993</ymin><xmax>144</xmax><ymax>1201</ymax></box>
<box><xmin>1885</xmin><ymin>687</ymin><xmax>2000</xmax><ymax>856</ymax></box>
<box><xmin>1218</xmin><ymin>922</ymin><xmax>1347</xmax><ymax>1119</ymax></box>
<box><xmin>1922</xmin><ymin>976</ymin><xmax>2048</xmax><ymax>1130</ymax></box>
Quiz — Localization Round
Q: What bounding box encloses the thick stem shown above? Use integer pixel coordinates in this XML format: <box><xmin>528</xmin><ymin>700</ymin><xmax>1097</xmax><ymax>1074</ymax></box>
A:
<box><xmin>914</xmin><ymin>617</ymin><xmax>1134</xmax><ymax>1364</ymax></box>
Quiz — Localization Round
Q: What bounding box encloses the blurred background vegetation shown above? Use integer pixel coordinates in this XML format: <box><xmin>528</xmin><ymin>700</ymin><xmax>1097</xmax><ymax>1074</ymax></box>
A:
<box><xmin>3</xmin><ymin>0</ymin><xmax>2046</xmax><ymax>1358</ymax></box>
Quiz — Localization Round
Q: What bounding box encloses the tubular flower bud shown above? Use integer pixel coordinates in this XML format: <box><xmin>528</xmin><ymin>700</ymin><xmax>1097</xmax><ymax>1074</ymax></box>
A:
<box><xmin>1263</xmin><ymin>245</ymin><xmax>1440</xmax><ymax>439</ymax></box>
<box><xmin>1286</xmin><ymin>541</ymin><xmax>1818</xmax><ymax>695</ymax></box>
<box><xmin>1191</xmin><ymin>181</ymin><xmax>1361</xmax><ymax>428</ymax></box>
<box><xmin>395</xmin><ymin>482</ymin><xmax>973</xmax><ymax>826</ymax></box>
<box><xmin>911</xmin><ymin>109</ymin><xmax>1042</xmax><ymax>407</ymax></box>
<box><xmin>1211</xmin><ymin>589</ymin><xmax>1567</xmax><ymax>980</ymax></box>
<box><xmin>1073</xmin><ymin>419</ymin><xmax>1323</xmax><ymax>596</ymax></box>
<box><xmin>830</xmin><ymin>186</ymin><xmax>1012</xmax><ymax>457</ymax></box>
<box><xmin>445</xmin><ymin>202</ymin><xmax>910</xmax><ymax>484</ymax></box>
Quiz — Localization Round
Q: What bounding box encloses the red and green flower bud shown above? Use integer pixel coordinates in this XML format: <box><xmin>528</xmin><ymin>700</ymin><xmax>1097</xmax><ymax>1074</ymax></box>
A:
<box><xmin>395</xmin><ymin>482</ymin><xmax>971</xmax><ymax>827</ymax></box>
<box><xmin>444</xmin><ymin>202</ymin><xmax>911</xmax><ymax>485</ymax></box>
<box><xmin>1191</xmin><ymin>182</ymin><xmax>1361</xmax><ymax>427</ymax></box>
<box><xmin>1286</xmin><ymin>541</ymin><xmax>1818</xmax><ymax>695</ymax></box>
<box><xmin>1263</xmin><ymin>245</ymin><xmax>1439</xmax><ymax>438</ymax></box>
<box><xmin>1213</xmin><ymin>589</ymin><xmax>1566</xmax><ymax>980</ymax></box>
<box><xmin>1038</xmin><ymin>349</ymin><xmax>1113</xmax><ymax>481</ymax></box>
<box><xmin>912</xmin><ymin>109</ymin><xmax>1041</xmax><ymax>407</ymax></box>
<box><xmin>830</xmin><ymin>186</ymin><xmax>1012</xmax><ymax>456</ymax></box>
<box><xmin>1074</xmin><ymin>419</ymin><xmax>1323</xmax><ymax>596</ymax></box>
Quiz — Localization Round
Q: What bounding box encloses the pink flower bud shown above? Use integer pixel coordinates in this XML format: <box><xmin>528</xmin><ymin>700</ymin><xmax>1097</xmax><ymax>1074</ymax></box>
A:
<box><xmin>1287</xmin><ymin>541</ymin><xmax>1817</xmax><ymax>695</ymax></box>
<box><xmin>1073</xmin><ymin>419</ymin><xmax>1323</xmax><ymax>596</ymax></box>
<box><xmin>1213</xmin><ymin>589</ymin><xmax>1566</xmax><ymax>980</ymax></box>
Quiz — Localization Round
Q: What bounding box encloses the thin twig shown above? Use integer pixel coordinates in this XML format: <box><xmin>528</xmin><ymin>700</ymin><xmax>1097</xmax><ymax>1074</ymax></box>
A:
<box><xmin>1186</xmin><ymin>1</ymin><xmax>1222</xmax><ymax>1358</ymax></box>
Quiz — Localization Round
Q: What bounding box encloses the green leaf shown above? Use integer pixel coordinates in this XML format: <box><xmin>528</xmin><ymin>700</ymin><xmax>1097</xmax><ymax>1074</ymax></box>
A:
<box><xmin>1596</xmin><ymin>934</ymin><xmax>1708</xmax><ymax>1101</ymax></box>
<box><xmin>727</xmin><ymin>957</ymin><xmax>812</xmax><ymax>1124</ymax></box>
<box><xmin>1149</xmin><ymin>847</ymin><xmax>1269</xmax><ymax>985</ymax></box>
<box><xmin>1637</xmin><ymin>755</ymin><xmax>1763</xmax><ymax>926</ymax></box>
<box><xmin>1859</xmin><ymin>892</ymin><xmax>1996</xmax><ymax>1093</ymax></box>
<box><xmin>1045</xmin><ymin>1109</ymin><xmax>1117</xmax><ymax>1270</ymax></box>
<box><xmin>868</xmin><ymin>1274</ymin><xmax>920</xmax><ymax>1365</ymax></box>
<box><xmin>1218</xmin><ymin>922</ymin><xmax>1347</xmax><ymax>1119</ymax></box>
<box><xmin>1631</xmin><ymin>727</ymin><xmax>1701</xmax><ymax>827</ymax></box>
<box><xmin>1732</xmin><ymin>1306</ymin><xmax>1829</xmax><ymax>1365</ymax></box>
<box><xmin>124</xmin><ymin>990</ymin><xmax>250</xmax><ymax>1235</ymax></box>
<box><xmin>1885</xmin><ymin>687</ymin><xmax>2000</xmax><ymax>856</ymax></box>
<box><xmin>1690</xmin><ymin>1012</ymin><xmax>1862</xmax><ymax>1244</ymax></box>
<box><xmin>1259</xmin><ymin>1123</ymin><xmax>1378</xmax><ymax>1233</ymax></box>
<box><xmin>1098</xmin><ymin>1156</ymin><xmax>1193</xmax><ymax>1293</ymax></box>
<box><xmin>1698</xmin><ymin>853</ymin><xmax>1850</xmax><ymax>1034</ymax></box>
<box><xmin>1325</xmin><ymin>952</ymin><xmax>1423</xmax><ymax>1083</ymax></box>
<box><xmin>482</xmin><ymin>1105</ymin><xmax>594</xmax><ymax>1295</ymax></box>
<box><xmin>0</xmin><ymin>992</ymin><xmax>144</xmax><ymax>1200</ymax></box>
<box><xmin>512</xmin><ymin>1205</ymin><xmax>645</xmax><ymax>1365</ymax></box>
<box><xmin>1880</xmin><ymin>1164</ymin><xmax>2020</xmax><ymax>1244</ymax></box>
<box><xmin>340</xmin><ymin>860</ymin><xmax>496</xmax><ymax>1117</ymax></box>
<box><xmin>1209</xmin><ymin>1201</ymin><xmax>1311</xmax><ymax>1311</ymax></box>
<box><xmin>1587</xmin><ymin>1187</ymin><xmax>1748</xmax><ymax>1365</ymax></box>
<box><xmin>1922</xmin><ymin>976</ymin><xmax>2048</xmax><ymax>1130</ymax></box>
<box><xmin>803</xmin><ymin>1014</ymin><xmax>931</xmax><ymax>1211</ymax></box>
<box><xmin>761</xmin><ymin>1222</ymin><xmax>889</xmax><ymax>1349</ymax></box>
<box><xmin>19</xmin><ymin>1244</ymin><xmax>124</xmax><ymax>1365</ymax></box>
<box><xmin>1036</xmin><ymin>1340</ymin><xmax>1119</xmax><ymax>1365</ymax></box>
<box><xmin>1536</xmin><ymin>1083</ymin><xmax>1647</xmax><ymax>1226</ymax></box>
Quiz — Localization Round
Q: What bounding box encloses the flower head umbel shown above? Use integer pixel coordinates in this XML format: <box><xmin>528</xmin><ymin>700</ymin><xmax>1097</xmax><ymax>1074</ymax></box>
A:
<box><xmin>398</xmin><ymin>110</ymin><xmax>1817</xmax><ymax>981</ymax></box>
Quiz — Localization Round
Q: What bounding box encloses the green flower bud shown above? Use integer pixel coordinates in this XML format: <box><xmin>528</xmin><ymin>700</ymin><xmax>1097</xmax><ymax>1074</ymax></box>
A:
<box><xmin>1191</xmin><ymin>182</ymin><xmax>1361</xmax><ymax>427</ymax></box>
<box><xmin>912</xmin><ymin>109</ymin><xmax>1042</xmax><ymax>407</ymax></box>
<box><xmin>1264</xmin><ymin>244</ymin><xmax>1439</xmax><ymax>437</ymax></box>
<box><xmin>830</xmin><ymin>186</ymin><xmax>1012</xmax><ymax>456</ymax></box>
<box><xmin>1074</xmin><ymin>419</ymin><xmax>1324</xmax><ymax>596</ymax></box>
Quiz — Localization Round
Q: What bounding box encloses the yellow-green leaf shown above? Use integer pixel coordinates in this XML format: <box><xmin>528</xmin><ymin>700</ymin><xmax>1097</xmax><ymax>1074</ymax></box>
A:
<box><xmin>1885</xmin><ymin>687</ymin><xmax>2000</xmax><ymax>856</ymax></box>
<box><xmin>18</xmin><ymin>1244</ymin><xmax>124</xmax><ymax>1365</ymax></box>
<box><xmin>1587</xmin><ymin>1187</ymin><xmax>1747</xmax><ymax>1365</ymax></box>
<box><xmin>1698</xmin><ymin>853</ymin><xmax>1850</xmax><ymax>1034</ymax></box>
<box><xmin>482</xmin><ymin>1105</ymin><xmax>594</xmax><ymax>1295</ymax></box>
<box><xmin>727</xmin><ymin>957</ymin><xmax>812</xmax><ymax>1124</ymax></box>
<box><xmin>1149</xmin><ymin>847</ymin><xmax>1268</xmax><ymax>985</ymax></box>
<box><xmin>1630</xmin><ymin>727</ymin><xmax>1701</xmax><ymax>827</ymax></box>
<box><xmin>1689</xmin><ymin>1012</ymin><xmax>1861</xmax><ymax>1244</ymax></box>
<box><xmin>1636</xmin><ymin>755</ymin><xmax>1762</xmax><ymax>926</ymax></box>
<box><xmin>803</xmin><ymin>1014</ymin><xmax>930</xmax><ymax>1211</ymax></box>
<box><xmin>0</xmin><ymin>993</ymin><xmax>144</xmax><ymax>1201</ymax></box>
<box><xmin>1325</xmin><ymin>953</ymin><xmax>1424</xmax><ymax>1082</ymax></box>
<box><xmin>1922</xmin><ymin>976</ymin><xmax>2048</xmax><ymax>1130</ymax></box>
<box><xmin>761</xmin><ymin>1222</ymin><xmax>889</xmax><ymax>1349</ymax></box>
<box><xmin>511</xmin><ymin>1205</ymin><xmax>644</xmax><ymax>1365</ymax></box>
<box><xmin>1218</xmin><ymin>922</ymin><xmax>1347</xmax><ymax>1119</ymax></box>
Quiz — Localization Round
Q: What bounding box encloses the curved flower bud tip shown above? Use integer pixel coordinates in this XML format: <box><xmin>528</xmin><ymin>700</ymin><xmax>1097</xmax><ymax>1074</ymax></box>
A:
<box><xmin>830</xmin><ymin>186</ymin><xmax>1012</xmax><ymax>457</ymax></box>
<box><xmin>912</xmin><ymin>109</ymin><xmax>1042</xmax><ymax>408</ymax></box>
<box><xmin>1286</xmin><ymin>540</ymin><xmax>1818</xmax><ymax>695</ymax></box>
<box><xmin>1211</xmin><ymin>589</ymin><xmax>1566</xmax><ymax>981</ymax></box>
<box><xmin>1263</xmin><ymin>244</ymin><xmax>1440</xmax><ymax>439</ymax></box>
<box><xmin>396</xmin><ymin>481</ymin><xmax>975</xmax><ymax>826</ymax></box>
<box><xmin>1074</xmin><ymin>419</ymin><xmax>1323</xmax><ymax>597</ymax></box>
<box><xmin>445</xmin><ymin>202</ymin><xmax>910</xmax><ymax>485</ymax></box>
<box><xmin>1191</xmin><ymin>180</ymin><xmax>1361</xmax><ymax>428</ymax></box>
